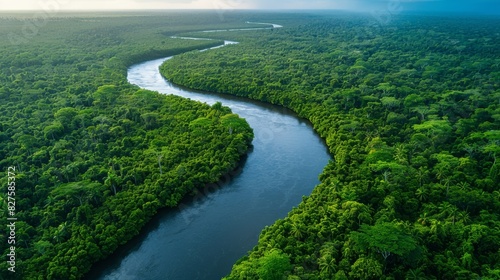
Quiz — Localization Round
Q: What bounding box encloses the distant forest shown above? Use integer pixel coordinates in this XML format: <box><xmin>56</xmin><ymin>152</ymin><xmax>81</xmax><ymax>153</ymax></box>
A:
<box><xmin>161</xmin><ymin>13</ymin><xmax>500</xmax><ymax>279</ymax></box>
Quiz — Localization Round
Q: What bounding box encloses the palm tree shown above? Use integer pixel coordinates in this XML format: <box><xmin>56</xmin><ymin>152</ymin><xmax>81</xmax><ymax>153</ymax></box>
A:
<box><xmin>429</xmin><ymin>220</ymin><xmax>444</xmax><ymax>237</ymax></box>
<box><xmin>394</xmin><ymin>143</ymin><xmax>408</xmax><ymax>165</ymax></box>
<box><xmin>290</xmin><ymin>224</ymin><xmax>303</xmax><ymax>240</ymax></box>
<box><xmin>406</xmin><ymin>268</ymin><xmax>426</xmax><ymax>280</ymax></box>
<box><xmin>318</xmin><ymin>254</ymin><xmax>336</xmax><ymax>276</ymax></box>
<box><xmin>447</xmin><ymin>205</ymin><xmax>459</xmax><ymax>225</ymax></box>
<box><xmin>415</xmin><ymin>187</ymin><xmax>429</xmax><ymax>202</ymax></box>
<box><xmin>458</xmin><ymin>210</ymin><xmax>471</xmax><ymax>225</ymax></box>
<box><xmin>442</xmin><ymin>177</ymin><xmax>453</xmax><ymax>197</ymax></box>
<box><xmin>104</xmin><ymin>170</ymin><xmax>119</xmax><ymax>195</ymax></box>
<box><xmin>414</xmin><ymin>167</ymin><xmax>429</xmax><ymax>187</ymax></box>
<box><xmin>53</xmin><ymin>222</ymin><xmax>68</xmax><ymax>244</ymax></box>
<box><xmin>438</xmin><ymin>202</ymin><xmax>453</xmax><ymax>220</ymax></box>
<box><xmin>457</xmin><ymin>181</ymin><xmax>469</xmax><ymax>191</ymax></box>
<box><xmin>44</xmin><ymin>195</ymin><xmax>56</xmax><ymax>208</ymax></box>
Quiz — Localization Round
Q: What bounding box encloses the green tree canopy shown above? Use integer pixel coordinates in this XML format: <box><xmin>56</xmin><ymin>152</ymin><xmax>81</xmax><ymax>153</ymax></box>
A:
<box><xmin>351</xmin><ymin>223</ymin><xmax>419</xmax><ymax>261</ymax></box>
<box><xmin>256</xmin><ymin>249</ymin><xmax>292</xmax><ymax>280</ymax></box>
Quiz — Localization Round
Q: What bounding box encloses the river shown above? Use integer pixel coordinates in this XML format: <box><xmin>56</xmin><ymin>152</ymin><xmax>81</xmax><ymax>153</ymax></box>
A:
<box><xmin>87</xmin><ymin>24</ymin><xmax>331</xmax><ymax>280</ymax></box>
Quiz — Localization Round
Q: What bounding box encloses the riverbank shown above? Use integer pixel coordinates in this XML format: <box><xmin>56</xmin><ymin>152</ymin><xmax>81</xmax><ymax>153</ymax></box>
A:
<box><xmin>90</xmin><ymin>23</ymin><xmax>330</xmax><ymax>279</ymax></box>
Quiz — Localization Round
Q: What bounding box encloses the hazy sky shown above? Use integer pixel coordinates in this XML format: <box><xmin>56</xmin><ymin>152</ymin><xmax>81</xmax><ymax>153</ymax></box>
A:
<box><xmin>0</xmin><ymin>0</ymin><xmax>498</xmax><ymax>14</ymax></box>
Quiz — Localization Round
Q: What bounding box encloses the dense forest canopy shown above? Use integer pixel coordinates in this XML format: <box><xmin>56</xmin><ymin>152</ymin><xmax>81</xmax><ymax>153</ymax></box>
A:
<box><xmin>1</xmin><ymin>9</ymin><xmax>499</xmax><ymax>280</ymax></box>
<box><xmin>160</xmin><ymin>13</ymin><xmax>500</xmax><ymax>279</ymax></box>
<box><xmin>0</xmin><ymin>12</ymin><xmax>255</xmax><ymax>279</ymax></box>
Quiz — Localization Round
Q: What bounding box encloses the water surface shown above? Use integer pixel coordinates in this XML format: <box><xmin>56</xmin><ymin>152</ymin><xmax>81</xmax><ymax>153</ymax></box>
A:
<box><xmin>88</xmin><ymin>26</ymin><xmax>330</xmax><ymax>280</ymax></box>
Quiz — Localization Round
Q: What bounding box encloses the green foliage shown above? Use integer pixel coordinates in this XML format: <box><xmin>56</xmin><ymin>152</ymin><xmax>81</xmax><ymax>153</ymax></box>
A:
<box><xmin>349</xmin><ymin>257</ymin><xmax>383</xmax><ymax>280</ymax></box>
<box><xmin>2</xmin><ymin>9</ymin><xmax>497</xmax><ymax>279</ymax></box>
<box><xmin>220</xmin><ymin>114</ymin><xmax>252</xmax><ymax>134</ymax></box>
<box><xmin>159</xmin><ymin>11</ymin><xmax>500</xmax><ymax>280</ymax></box>
<box><xmin>351</xmin><ymin>223</ymin><xmax>418</xmax><ymax>260</ymax></box>
<box><xmin>0</xmin><ymin>11</ymin><xmax>255</xmax><ymax>279</ymax></box>
<box><xmin>256</xmin><ymin>249</ymin><xmax>292</xmax><ymax>280</ymax></box>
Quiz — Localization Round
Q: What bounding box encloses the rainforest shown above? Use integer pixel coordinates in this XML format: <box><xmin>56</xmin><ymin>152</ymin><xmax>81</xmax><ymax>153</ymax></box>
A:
<box><xmin>0</xmin><ymin>9</ymin><xmax>499</xmax><ymax>280</ymax></box>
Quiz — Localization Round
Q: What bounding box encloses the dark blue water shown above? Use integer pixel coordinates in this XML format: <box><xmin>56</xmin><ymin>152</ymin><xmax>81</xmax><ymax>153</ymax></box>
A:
<box><xmin>88</xmin><ymin>27</ymin><xmax>330</xmax><ymax>280</ymax></box>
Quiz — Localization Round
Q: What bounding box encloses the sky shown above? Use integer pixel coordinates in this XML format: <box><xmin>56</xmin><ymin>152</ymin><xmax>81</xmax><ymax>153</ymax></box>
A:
<box><xmin>0</xmin><ymin>0</ymin><xmax>498</xmax><ymax>14</ymax></box>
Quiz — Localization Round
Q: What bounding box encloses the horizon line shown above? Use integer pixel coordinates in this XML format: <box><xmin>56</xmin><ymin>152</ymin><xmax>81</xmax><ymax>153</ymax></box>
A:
<box><xmin>0</xmin><ymin>8</ymin><xmax>498</xmax><ymax>16</ymax></box>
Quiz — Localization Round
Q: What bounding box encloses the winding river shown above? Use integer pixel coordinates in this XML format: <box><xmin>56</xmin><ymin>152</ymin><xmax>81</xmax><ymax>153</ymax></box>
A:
<box><xmin>88</xmin><ymin>23</ymin><xmax>331</xmax><ymax>280</ymax></box>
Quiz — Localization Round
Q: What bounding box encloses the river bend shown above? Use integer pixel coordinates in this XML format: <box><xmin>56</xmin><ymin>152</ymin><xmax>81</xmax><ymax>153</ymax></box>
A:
<box><xmin>90</xmin><ymin>23</ymin><xmax>330</xmax><ymax>280</ymax></box>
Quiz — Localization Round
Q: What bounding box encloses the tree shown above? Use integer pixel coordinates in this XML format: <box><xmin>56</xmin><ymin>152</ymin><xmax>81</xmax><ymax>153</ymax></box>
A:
<box><xmin>92</xmin><ymin>85</ymin><xmax>119</xmax><ymax>106</ymax></box>
<box><xmin>43</xmin><ymin>121</ymin><xmax>64</xmax><ymax>140</ymax></box>
<box><xmin>211</xmin><ymin>101</ymin><xmax>230</xmax><ymax>116</ymax></box>
<box><xmin>140</xmin><ymin>112</ymin><xmax>159</xmax><ymax>129</ymax></box>
<box><xmin>256</xmin><ymin>249</ymin><xmax>292</xmax><ymax>280</ymax></box>
<box><xmin>349</xmin><ymin>65</ymin><xmax>367</xmax><ymax>77</ymax></box>
<box><xmin>104</xmin><ymin>170</ymin><xmax>121</xmax><ymax>196</ymax></box>
<box><xmin>319</xmin><ymin>243</ymin><xmax>337</xmax><ymax>278</ymax></box>
<box><xmin>351</xmin><ymin>223</ymin><xmax>419</xmax><ymax>262</ymax></box>
<box><xmin>189</xmin><ymin>117</ymin><xmax>212</xmax><ymax>135</ymax></box>
<box><xmin>54</xmin><ymin>107</ymin><xmax>78</xmax><ymax>130</ymax></box>
<box><xmin>220</xmin><ymin>114</ymin><xmax>252</xmax><ymax>134</ymax></box>
<box><xmin>349</xmin><ymin>257</ymin><xmax>383</xmax><ymax>280</ymax></box>
<box><xmin>381</xmin><ymin>96</ymin><xmax>400</xmax><ymax>111</ymax></box>
<box><xmin>51</xmin><ymin>181</ymin><xmax>104</xmax><ymax>206</ymax></box>
<box><xmin>431</xmin><ymin>153</ymin><xmax>460</xmax><ymax>196</ymax></box>
<box><xmin>406</xmin><ymin>269</ymin><xmax>426</xmax><ymax>280</ymax></box>
<box><xmin>376</xmin><ymin>83</ymin><xmax>395</xmax><ymax>95</ymax></box>
<box><xmin>16</xmin><ymin>134</ymin><xmax>38</xmax><ymax>155</ymax></box>
<box><xmin>413</xmin><ymin>119</ymin><xmax>452</xmax><ymax>146</ymax></box>
<box><xmin>482</xmin><ymin>130</ymin><xmax>500</xmax><ymax>179</ymax></box>
<box><xmin>404</xmin><ymin>94</ymin><xmax>425</xmax><ymax>112</ymax></box>
<box><xmin>370</xmin><ymin>161</ymin><xmax>405</xmax><ymax>183</ymax></box>
<box><xmin>34</xmin><ymin>240</ymin><xmax>54</xmax><ymax>255</ymax></box>
<box><xmin>412</xmin><ymin>106</ymin><xmax>431</xmax><ymax>121</ymax></box>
